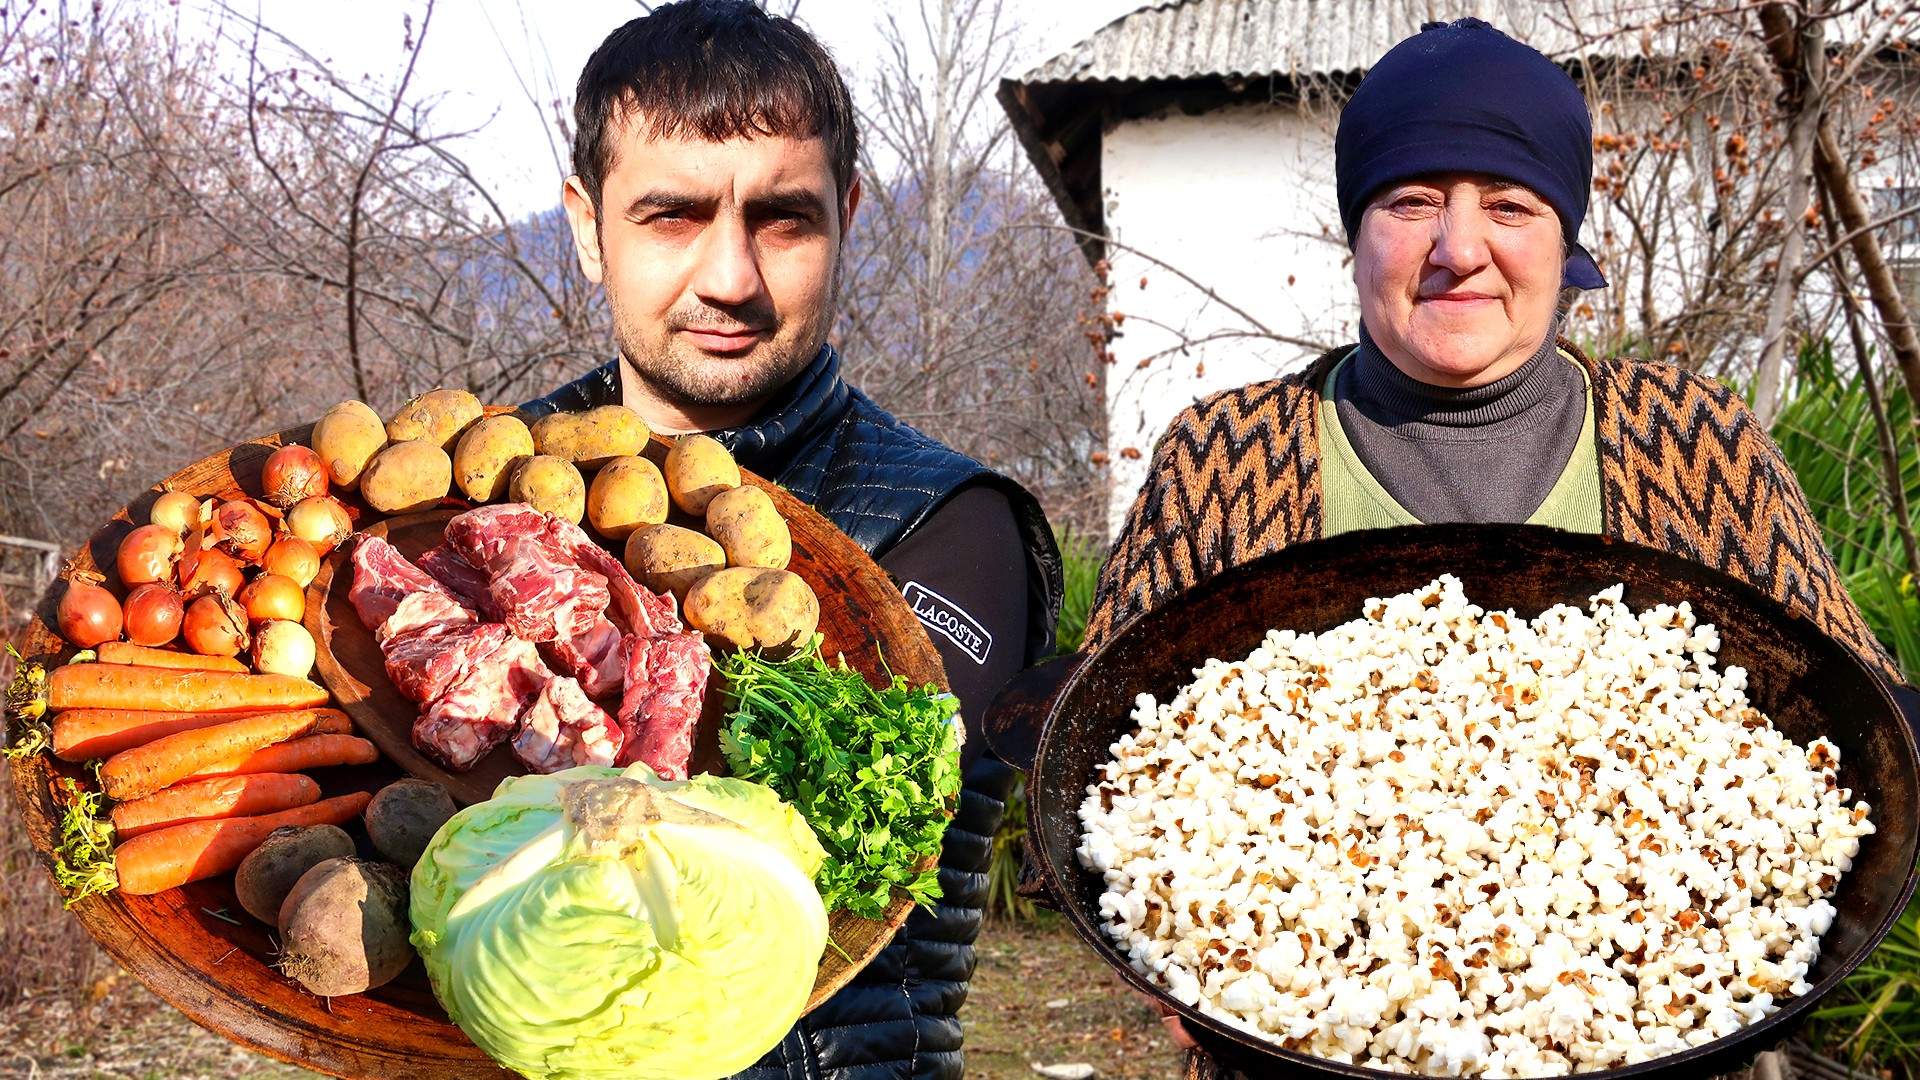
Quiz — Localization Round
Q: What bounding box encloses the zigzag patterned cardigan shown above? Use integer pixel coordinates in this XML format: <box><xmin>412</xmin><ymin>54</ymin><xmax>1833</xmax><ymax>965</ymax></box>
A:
<box><xmin>1084</xmin><ymin>342</ymin><xmax>1902</xmax><ymax>685</ymax></box>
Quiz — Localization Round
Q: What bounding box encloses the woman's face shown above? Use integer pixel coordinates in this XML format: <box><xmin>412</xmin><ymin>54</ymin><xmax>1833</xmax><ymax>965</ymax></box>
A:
<box><xmin>1352</xmin><ymin>173</ymin><xmax>1566</xmax><ymax>387</ymax></box>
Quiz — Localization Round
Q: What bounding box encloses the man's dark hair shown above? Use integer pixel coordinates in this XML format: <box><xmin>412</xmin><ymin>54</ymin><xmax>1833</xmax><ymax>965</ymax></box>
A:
<box><xmin>572</xmin><ymin>1</ymin><xmax>858</xmax><ymax>213</ymax></box>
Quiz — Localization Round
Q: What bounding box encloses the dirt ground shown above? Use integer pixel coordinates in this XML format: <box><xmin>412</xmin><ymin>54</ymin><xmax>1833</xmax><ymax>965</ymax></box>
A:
<box><xmin>0</xmin><ymin>975</ymin><xmax>321</xmax><ymax>1079</ymax></box>
<box><xmin>965</xmin><ymin>913</ymin><xmax>1188</xmax><ymax>1079</ymax></box>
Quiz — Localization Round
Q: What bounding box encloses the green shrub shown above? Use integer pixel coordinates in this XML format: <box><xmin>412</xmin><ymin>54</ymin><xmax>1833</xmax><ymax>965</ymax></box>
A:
<box><xmin>1769</xmin><ymin>339</ymin><xmax>1920</xmax><ymax>681</ymax></box>
<box><xmin>1052</xmin><ymin>529</ymin><xmax>1104</xmax><ymax>657</ymax></box>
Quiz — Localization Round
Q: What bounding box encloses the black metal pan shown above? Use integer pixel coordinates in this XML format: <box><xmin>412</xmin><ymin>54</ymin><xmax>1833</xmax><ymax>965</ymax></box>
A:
<box><xmin>990</xmin><ymin>523</ymin><xmax>1919</xmax><ymax>1077</ymax></box>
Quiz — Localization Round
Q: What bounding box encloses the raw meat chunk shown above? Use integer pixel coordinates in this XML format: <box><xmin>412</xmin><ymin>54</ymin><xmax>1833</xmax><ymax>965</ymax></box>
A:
<box><xmin>417</xmin><ymin>544</ymin><xmax>503</xmax><ymax>621</ymax></box>
<box><xmin>615</xmin><ymin>631</ymin><xmax>710</xmax><ymax>780</ymax></box>
<box><xmin>513</xmin><ymin>676</ymin><xmax>623</xmax><ymax>773</ymax></box>
<box><xmin>412</xmin><ymin>632</ymin><xmax>547</xmax><ymax>770</ymax></box>
<box><xmin>357</xmin><ymin>505</ymin><xmax>711</xmax><ymax>776</ymax></box>
<box><xmin>382</xmin><ymin>622</ymin><xmax>511</xmax><ymax>706</ymax></box>
<box><xmin>375</xmin><ymin>591</ymin><xmax>475</xmax><ymax>647</ymax></box>
<box><xmin>545</xmin><ymin>616</ymin><xmax>628</xmax><ymax>697</ymax></box>
<box><xmin>567</xmin><ymin>530</ymin><xmax>678</xmax><ymax>636</ymax></box>
<box><xmin>443</xmin><ymin>505</ymin><xmax>609</xmax><ymax>642</ymax></box>
<box><xmin>440</xmin><ymin>503</ymin><xmax>549</xmax><ymax>565</ymax></box>
<box><xmin>348</xmin><ymin>535</ymin><xmax>461</xmax><ymax>633</ymax></box>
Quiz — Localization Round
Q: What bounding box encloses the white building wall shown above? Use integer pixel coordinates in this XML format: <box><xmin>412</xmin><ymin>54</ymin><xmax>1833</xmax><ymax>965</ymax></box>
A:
<box><xmin>1101</xmin><ymin>103</ymin><xmax>1358</xmax><ymax>537</ymax></box>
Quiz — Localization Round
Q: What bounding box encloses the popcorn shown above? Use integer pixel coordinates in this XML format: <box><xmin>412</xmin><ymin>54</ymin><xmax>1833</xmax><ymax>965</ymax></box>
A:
<box><xmin>1078</xmin><ymin>576</ymin><xmax>1872</xmax><ymax>1076</ymax></box>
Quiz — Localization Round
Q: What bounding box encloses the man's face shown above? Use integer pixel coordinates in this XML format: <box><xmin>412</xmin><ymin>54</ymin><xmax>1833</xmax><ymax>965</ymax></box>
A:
<box><xmin>563</xmin><ymin>120</ymin><xmax>856</xmax><ymax>432</ymax></box>
<box><xmin>1352</xmin><ymin>173</ymin><xmax>1565</xmax><ymax>388</ymax></box>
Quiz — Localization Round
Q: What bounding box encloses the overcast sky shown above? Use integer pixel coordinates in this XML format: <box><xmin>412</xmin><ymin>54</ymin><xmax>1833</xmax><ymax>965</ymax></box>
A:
<box><xmin>222</xmin><ymin>0</ymin><xmax>1141</xmax><ymax>221</ymax></box>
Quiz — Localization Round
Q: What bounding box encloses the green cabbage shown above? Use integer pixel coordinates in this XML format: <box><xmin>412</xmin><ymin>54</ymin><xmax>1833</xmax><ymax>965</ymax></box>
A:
<box><xmin>409</xmin><ymin>763</ymin><xmax>828</xmax><ymax>1080</ymax></box>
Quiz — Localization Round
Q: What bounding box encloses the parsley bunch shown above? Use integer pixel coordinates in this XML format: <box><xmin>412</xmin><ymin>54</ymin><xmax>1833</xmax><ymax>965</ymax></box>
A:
<box><xmin>716</xmin><ymin>637</ymin><xmax>960</xmax><ymax>920</ymax></box>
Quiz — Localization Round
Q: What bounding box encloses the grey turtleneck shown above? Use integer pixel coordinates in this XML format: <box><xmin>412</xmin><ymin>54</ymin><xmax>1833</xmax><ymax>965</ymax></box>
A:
<box><xmin>1332</xmin><ymin>325</ymin><xmax>1586</xmax><ymax>523</ymax></box>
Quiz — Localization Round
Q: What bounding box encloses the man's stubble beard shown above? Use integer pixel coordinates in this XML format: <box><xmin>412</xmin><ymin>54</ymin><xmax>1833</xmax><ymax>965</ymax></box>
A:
<box><xmin>612</xmin><ymin>258</ymin><xmax>843</xmax><ymax>412</ymax></box>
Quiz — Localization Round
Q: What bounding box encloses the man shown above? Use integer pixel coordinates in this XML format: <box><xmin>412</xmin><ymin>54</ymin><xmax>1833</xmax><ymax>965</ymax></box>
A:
<box><xmin>523</xmin><ymin>4</ymin><xmax>1063</xmax><ymax>1077</ymax></box>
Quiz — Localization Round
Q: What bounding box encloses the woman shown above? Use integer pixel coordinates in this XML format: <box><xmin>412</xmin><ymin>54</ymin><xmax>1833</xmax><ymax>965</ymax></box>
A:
<box><xmin>1071</xmin><ymin>18</ymin><xmax>1905</xmax><ymax>1078</ymax></box>
<box><xmin>1083</xmin><ymin>17</ymin><xmax>1897</xmax><ymax>685</ymax></box>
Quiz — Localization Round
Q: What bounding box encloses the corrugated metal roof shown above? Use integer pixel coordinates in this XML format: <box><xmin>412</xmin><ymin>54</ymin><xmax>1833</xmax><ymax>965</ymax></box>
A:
<box><xmin>1017</xmin><ymin>0</ymin><xmax>1686</xmax><ymax>85</ymax></box>
<box><xmin>1005</xmin><ymin>0</ymin><xmax>1917</xmax><ymax>267</ymax></box>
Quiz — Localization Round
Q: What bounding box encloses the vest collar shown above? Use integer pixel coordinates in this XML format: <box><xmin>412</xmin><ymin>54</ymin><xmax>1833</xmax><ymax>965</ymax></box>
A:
<box><xmin>709</xmin><ymin>344</ymin><xmax>849</xmax><ymax>475</ymax></box>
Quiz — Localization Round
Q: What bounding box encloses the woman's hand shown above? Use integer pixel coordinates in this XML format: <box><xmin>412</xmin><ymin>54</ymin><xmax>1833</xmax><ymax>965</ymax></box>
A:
<box><xmin>1152</xmin><ymin>998</ymin><xmax>1199</xmax><ymax>1050</ymax></box>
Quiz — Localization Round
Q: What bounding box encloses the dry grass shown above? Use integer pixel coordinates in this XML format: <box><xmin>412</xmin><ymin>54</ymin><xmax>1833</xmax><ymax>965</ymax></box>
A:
<box><xmin>965</xmin><ymin>913</ymin><xmax>1188</xmax><ymax>1079</ymax></box>
<box><xmin>0</xmin><ymin>985</ymin><xmax>322</xmax><ymax>1080</ymax></box>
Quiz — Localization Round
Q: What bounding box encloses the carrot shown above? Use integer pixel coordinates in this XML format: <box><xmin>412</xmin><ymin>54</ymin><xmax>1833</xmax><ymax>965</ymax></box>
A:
<box><xmin>113</xmin><ymin>791</ymin><xmax>374</xmax><ymax>896</ymax></box>
<box><xmin>99</xmin><ymin>710</ymin><xmax>336</xmax><ymax>802</ymax></box>
<box><xmin>180</xmin><ymin>734</ymin><xmax>379</xmax><ymax>782</ymax></box>
<box><xmin>52</xmin><ymin>707</ymin><xmax>351</xmax><ymax>762</ymax></box>
<box><xmin>94</xmin><ymin>642</ymin><xmax>248</xmax><ymax>673</ymax></box>
<box><xmin>45</xmin><ymin>664</ymin><xmax>328</xmax><ymax>714</ymax></box>
<box><xmin>109</xmin><ymin>773</ymin><xmax>321</xmax><ymax>838</ymax></box>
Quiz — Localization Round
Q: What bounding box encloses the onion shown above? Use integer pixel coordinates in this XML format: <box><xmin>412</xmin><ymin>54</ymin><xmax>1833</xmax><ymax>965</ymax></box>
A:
<box><xmin>57</xmin><ymin>579</ymin><xmax>122</xmax><ymax>648</ymax></box>
<box><xmin>261</xmin><ymin>444</ymin><xmax>330</xmax><ymax>509</ymax></box>
<box><xmin>238</xmin><ymin>573</ymin><xmax>305</xmax><ymax>625</ymax></box>
<box><xmin>251</xmin><ymin>620</ymin><xmax>316</xmax><ymax>678</ymax></box>
<box><xmin>286</xmin><ymin>496</ymin><xmax>352</xmax><ymax>555</ymax></box>
<box><xmin>261</xmin><ymin>536</ymin><xmax>321</xmax><ymax>588</ymax></box>
<box><xmin>149</xmin><ymin>491</ymin><xmax>202</xmax><ymax>535</ymax></box>
<box><xmin>208</xmin><ymin>499</ymin><xmax>273</xmax><ymax>564</ymax></box>
<box><xmin>122</xmin><ymin>583</ymin><xmax>185</xmax><ymax>646</ymax></box>
<box><xmin>116</xmin><ymin>524</ymin><xmax>183</xmax><ymax>588</ymax></box>
<box><xmin>183</xmin><ymin>593</ymin><xmax>249</xmax><ymax>657</ymax></box>
<box><xmin>179</xmin><ymin>541</ymin><xmax>245</xmax><ymax>598</ymax></box>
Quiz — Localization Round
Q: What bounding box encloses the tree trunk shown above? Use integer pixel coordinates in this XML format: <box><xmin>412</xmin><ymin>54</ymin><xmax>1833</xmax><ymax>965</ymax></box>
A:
<box><xmin>1755</xmin><ymin>2</ymin><xmax>1824</xmax><ymax>429</ymax></box>
<box><xmin>1813</xmin><ymin>121</ymin><xmax>1920</xmax><ymax>423</ymax></box>
<box><xmin>922</xmin><ymin>0</ymin><xmax>956</xmax><ymax>406</ymax></box>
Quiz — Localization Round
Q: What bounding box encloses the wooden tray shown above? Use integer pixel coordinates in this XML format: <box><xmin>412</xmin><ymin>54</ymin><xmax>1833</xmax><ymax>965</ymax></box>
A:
<box><xmin>9</xmin><ymin>423</ymin><xmax>948</xmax><ymax>1079</ymax></box>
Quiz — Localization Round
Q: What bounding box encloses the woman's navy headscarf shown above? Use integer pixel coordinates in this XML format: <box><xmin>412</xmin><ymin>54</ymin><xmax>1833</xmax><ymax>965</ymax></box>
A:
<box><xmin>1334</xmin><ymin>18</ymin><xmax>1608</xmax><ymax>290</ymax></box>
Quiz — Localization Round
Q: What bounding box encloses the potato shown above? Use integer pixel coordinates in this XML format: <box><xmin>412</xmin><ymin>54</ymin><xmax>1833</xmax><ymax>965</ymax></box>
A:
<box><xmin>586</xmin><ymin>455</ymin><xmax>669</xmax><ymax>540</ymax></box>
<box><xmin>683</xmin><ymin>567</ymin><xmax>819</xmax><ymax>653</ymax></box>
<box><xmin>310</xmin><ymin>400</ymin><xmax>387</xmax><ymax>492</ymax></box>
<box><xmin>386</xmin><ymin>388</ymin><xmax>482</xmax><ymax>450</ymax></box>
<box><xmin>453</xmin><ymin>415</ymin><xmax>535</xmax><ymax>503</ymax></box>
<box><xmin>664</xmin><ymin>434</ymin><xmax>741</xmax><ymax>515</ymax></box>
<box><xmin>364</xmin><ymin>778</ymin><xmax>457</xmax><ymax>869</ymax></box>
<box><xmin>624</xmin><ymin>523</ymin><xmax>726</xmax><ymax>600</ymax></box>
<box><xmin>704</xmin><ymin>485</ymin><xmax>791</xmax><ymax>569</ymax></box>
<box><xmin>278</xmin><ymin>857</ymin><xmax>413</xmax><ymax>998</ymax></box>
<box><xmin>233</xmin><ymin>824</ymin><xmax>355</xmax><ymax>926</ymax></box>
<box><xmin>509</xmin><ymin>454</ymin><xmax>586</xmax><ymax>522</ymax></box>
<box><xmin>530</xmin><ymin>405</ymin><xmax>648</xmax><ymax>468</ymax></box>
<box><xmin>359</xmin><ymin>440</ymin><xmax>452</xmax><ymax>515</ymax></box>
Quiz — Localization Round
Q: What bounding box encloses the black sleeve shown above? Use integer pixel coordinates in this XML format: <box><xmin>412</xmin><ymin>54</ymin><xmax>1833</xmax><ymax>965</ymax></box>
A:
<box><xmin>878</xmin><ymin>483</ymin><xmax>1031</xmax><ymax>769</ymax></box>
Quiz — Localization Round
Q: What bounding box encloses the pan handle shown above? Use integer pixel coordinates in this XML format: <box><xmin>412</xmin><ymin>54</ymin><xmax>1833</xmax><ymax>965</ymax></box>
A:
<box><xmin>983</xmin><ymin>652</ymin><xmax>1086</xmax><ymax>771</ymax></box>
